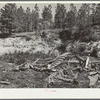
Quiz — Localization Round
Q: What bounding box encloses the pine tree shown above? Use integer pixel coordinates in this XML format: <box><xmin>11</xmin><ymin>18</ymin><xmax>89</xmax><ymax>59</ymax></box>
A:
<box><xmin>91</xmin><ymin>3</ymin><xmax>97</xmax><ymax>25</ymax></box>
<box><xmin>42</xmin><ymin>5</ymin><xmax>52</xmax><ymax>29</ymax></box>
<box><xmin>54</xmin><ymin>3</ymin><xmax>66</xmax><ymax>29</ymax></box>
<box><xmin>77</xmin><ymin>4</ymin><xmax>91</xmax><ymax>31</ymax></box>
<box><xmin>95</xmin><ymin>4</ymin><xmax>100</xmax><ymax>24</ymax></box>
<box><xmin>16</xmin><ymin>6</ymin><xmax>26</xmax><ymax>32</ymax></box>
<box><xmin>31</xmin><ymin>9</ymin><xmax>35</xmax><ymax>31</ymax></box>
<box><xmin>42</xmin><ymin>5</ymin><xmax>52</xmax><ymax>22</ymax></box>
<box><xmin>34</xmin><ymin>4</ymin><xmax>39</xmax><ymax>33</ymax></box>
<box><xmin>0</xmin><ymin>3</ymin><xmax>17</xmax><ymax>34</ymax></box>
<box><xmin>77</xmin><ymin>4</ymin><xmax>91</xmax><ymax>41</ymax></box>
<box><xmin>65</xmin><ymin>4</ymin><xmax>77</xmax><ymax>33</ymax></box>
<box><xmin>25</xmin><ymin>7</ymin><xmax>31</xmax><ymax>32</ymax></box>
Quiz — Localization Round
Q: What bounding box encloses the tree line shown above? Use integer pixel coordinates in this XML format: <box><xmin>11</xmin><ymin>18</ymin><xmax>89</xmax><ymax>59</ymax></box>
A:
<box><xmin>0</xmin><ymin>3</ymin><xmax>53</xmax><ymax>34</ymax></box>
<box><xmin>0</xmin><ymin>3</ymin><xmax>100</xmax><ymax>41</ymax></box>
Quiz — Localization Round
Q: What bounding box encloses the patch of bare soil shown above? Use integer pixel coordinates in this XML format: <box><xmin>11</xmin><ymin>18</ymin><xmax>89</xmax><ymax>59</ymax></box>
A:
<box><xmin>0</xmin><ymin>61</ymin><xmax>47</xmax><ymax>88</ymax></box>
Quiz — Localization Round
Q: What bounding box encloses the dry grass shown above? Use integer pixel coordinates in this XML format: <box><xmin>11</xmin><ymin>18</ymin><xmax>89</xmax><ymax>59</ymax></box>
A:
<box><xmin>0</xmin><ymin>51</ymin><xmax>51</xmax><ymax>65</ymax></box>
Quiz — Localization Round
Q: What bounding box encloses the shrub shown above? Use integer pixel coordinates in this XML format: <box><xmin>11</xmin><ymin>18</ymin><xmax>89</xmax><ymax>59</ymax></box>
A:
<box><xmin>78</xmin><ymin>43</ymin><xmax>86</xmax><ymax>52</ymax></box>
<box><xmin>70</xmin><ymin>42</ymin><xmax>86</xmax><ymax>54</ymax></box>
<box><xmin>90</xmin><ymin>46</ymin><xmax>98</xmax><ymax>57</ymax></box>
<box><xmin>91</xmin><ymin>35</ymin><xmax>100</xmax><ymax>42</ymax></box>
<box><xmin>72</xmin><ymin>32</ymin><xmax>79</xmax><ymax>40</ymax></box>
<box><xmin>56</xmin><ymin>44</ymin><xmax>66</xmax><ymax>54</ymax></box>
<box><xmin>58</xmin><ymin>30</ymin><xmax>72</xmax><ymax>43</ymax></box>
<box><xmin>25</xmin><ymin>36</ymin><xmax>32</xmax><ymax>41</ymax></box>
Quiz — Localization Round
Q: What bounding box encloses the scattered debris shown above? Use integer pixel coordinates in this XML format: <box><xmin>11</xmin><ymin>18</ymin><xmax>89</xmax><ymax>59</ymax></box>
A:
<box><xmin>11</xmin><ymin>52</ymin><xmax>100</xmax><ymax>88</ymax></box>
<box><xmin>88</xmin><ymin>71</ymin><xmax>99</xmax><ymax>88</ymax></box>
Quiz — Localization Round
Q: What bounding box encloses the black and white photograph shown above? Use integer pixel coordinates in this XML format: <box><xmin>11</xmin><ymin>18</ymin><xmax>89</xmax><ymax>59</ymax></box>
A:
<box><xmin>0</xmin><ymin>2</ymin><xmax>100</xmax><ymax>89</ymax></box>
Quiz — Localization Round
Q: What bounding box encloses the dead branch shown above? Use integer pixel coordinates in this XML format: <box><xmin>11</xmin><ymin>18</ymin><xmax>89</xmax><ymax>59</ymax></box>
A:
<box><xmin>32</xmin><ymin>58</ymin><xmax>40</xmax><ymax>65</ymax></box>
<box><xmin>75</xmin><ymin>55</ymin><xmax>85</xmax><ymax>62</ymax></box>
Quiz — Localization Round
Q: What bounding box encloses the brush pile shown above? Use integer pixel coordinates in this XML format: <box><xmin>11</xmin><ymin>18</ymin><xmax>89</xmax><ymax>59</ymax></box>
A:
<box><xmin>12</xmin><ymin>52</ymin><xmax>100</xmax><ymax>88</ymax></box>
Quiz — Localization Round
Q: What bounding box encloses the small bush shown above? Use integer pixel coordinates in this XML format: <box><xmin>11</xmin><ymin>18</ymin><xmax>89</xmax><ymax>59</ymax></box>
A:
<box><xmin>90</xmin><ymin>46</ymin><xmax>98</xmax><ymax>57</ymax></box>
<box><xmin>78</xmin><ymin>44</ymin><xmax>86</xmax><ymax>52</ymax></box>
<box><xmin>59</xmin><ymin>30</ymin><xmax>72</xmax><ymax>43</ymax></box>
<box><xmin>70</xmin><ymin>42</ymin><xmax>86</xmax><ymax>54</ymax></box>
<box><xmin>14</xmin><ymin>57</ymin><xmax>26</xmax><ymax>65</ymax></box>
<box><xmin>25</xmin><ymin>36</ymin><xmax>32</xmax><ymax>41</ymax></box>
<box><xmin>91</xmin><ymin>35</ymin><xmax>100</xmax><ymax>42</ymax></box>
<box><xmin>56</xmin><ymin>44</ymin><xmax>66</xmax><ymax>54</ymax></box>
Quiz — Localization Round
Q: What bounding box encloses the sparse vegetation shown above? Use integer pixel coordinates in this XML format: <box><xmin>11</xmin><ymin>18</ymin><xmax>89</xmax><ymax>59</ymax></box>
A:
<box><xmin>0</xmin><ymin>3</ymin><xmax>100</xmax><ymax>88</ymax></box>
<box><xmin>0</xmin><ymin>51</ymin><xmax>51</xmax><ymax>65</ymax></box>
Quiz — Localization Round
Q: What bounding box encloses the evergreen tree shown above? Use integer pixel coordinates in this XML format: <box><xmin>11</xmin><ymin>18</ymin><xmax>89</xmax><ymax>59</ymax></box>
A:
<box><xmin>42</xmin><ymin>5</ymin><xmax>52</xmax><ymax>29</ymax></box>
<box><xmin>0</xmin><ymin>3</ymin><xmax>17</xmax><ymax>34</ymax></box>
<box><xmin>34</xmin><ymin>4</ymin><xmax>39</xmax><ymax>33</ymax></box>
<box><xmin>95</xmin><ymin>4</ymin><xmax>100</xmax><ymax>24</ymax></box>
<box><xmin>77</xmin><ymin>4</ymin><xmax>91</xmax><ymax>31</ymax></box>
<box><xmin>31</xmin><ymin>9</ymin><xmax>35</xmax><ymax>31</ymax></box>
<box><xmin>65</xmin><ymin>4</ymin><xmax>77</xmax><ymax>33</ymax></box>
<box><xmin>16</xmin><ymin>6</ymin><xmax>26</xmax><ymax>32</ymax></box>
<box><xmin>91</xmin><ymin>3</ymin><xmax>97</xmax><ymax>25</ymax></box>
<box><xmin>25</xmin><ymin>7</ymin><xmax>31</xmax><ymax>32</ymax></box>
<box><xmin>77</xmin><ymin>4</ymin><xmax>91</xmax><ymax>41</ymax></box>
<box><xmin>42</xmin><ymin>5</ymin><xmax>52</xmax><ymax>22</ymax></box>
<box><xmin>54</xmin><ymin>3</ymin><xmax>66</xmax><ymax>29</ymax></box>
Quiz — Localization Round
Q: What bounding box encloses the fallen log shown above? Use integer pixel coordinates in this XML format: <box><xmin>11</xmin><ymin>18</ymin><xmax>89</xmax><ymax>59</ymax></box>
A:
<box><xmin>56</xmin><ymin>77</ymin><xmax>73</xmax><ymax>83</ymax></box>
<box><xmin>0</xmin><ymin>81</ymin><xmax>10</xmax><ymax>85</ymax></box>
<box><xmin>38</xmin><ymin>57</ymin><xmax>54</xmax><ymax>61</ymax></box>
<box><xmin>27</xmin><ymin>60</ymin><xmax>80</xmax><ymax>69</ymax></box>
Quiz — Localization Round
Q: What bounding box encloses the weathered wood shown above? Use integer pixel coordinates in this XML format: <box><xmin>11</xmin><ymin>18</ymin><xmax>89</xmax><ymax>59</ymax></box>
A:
<box><xmin>38</xmin><ymin>57</ymin><xmax>53</xmax><ymax>61</ymax></box>
<box><xmin>56</xmin><ymin>77</ymin><xmax>73</xmax><ymax>83</ymax></box>
<box><xmin>0</xmin><ymin>81</ymin><xmax>10</xmax><ymax>85</ymax></box>
<box><xmin>32</xmin><ymin>59</ymin><xmax>40</xmax><ymax>64</ymax></box>
<box><xmin>75</xmin><ymin>55</ymin><xmax>85</xmax><ymax>62</ymax></box>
